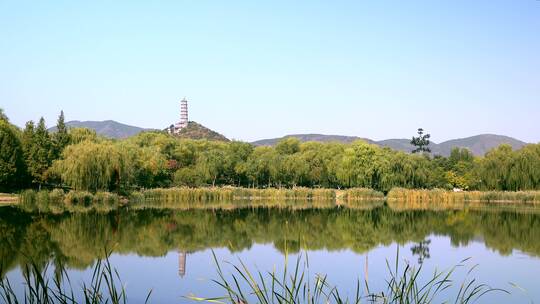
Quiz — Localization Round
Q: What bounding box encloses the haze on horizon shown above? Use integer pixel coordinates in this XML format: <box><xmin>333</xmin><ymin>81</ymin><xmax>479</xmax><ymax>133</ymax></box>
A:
<box><xmin>1</xmin><ymin>1</ymin><xmax>539</xmax><ymax>143</ymax></box>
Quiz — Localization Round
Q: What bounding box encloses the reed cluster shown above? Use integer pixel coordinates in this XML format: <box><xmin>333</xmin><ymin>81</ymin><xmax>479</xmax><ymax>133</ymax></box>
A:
<box><xmin>134</xmin><ymin>187</ymin><xmax>336</xmax><ymax>205</ymax></box>
<box><xmin>19</xmin><ymin>189</ymin><xmax>120</xmax><ymax>213</ymax></box>
<box><xmin>1</xmin><ymin>249</ymin><xmax>505</xmax><ymax>304</ymax></box>
<box><xmin>388</xmin><ymin>188</ymin><xmax>540</xmax><ymax>204</ymax></box>
<box><xmin>341</xmin><ymin>187</ymin><xmax>385</xmax><ymax>201</ymax></box>
<box><xmin>0</xmin><ymin>253</ymin><xmax>151</xmax><ymax>304</ymax></box>
<box><xmin>190</xmin><ymin>251</ymin><xmax>505</xmax><ymax>304</ymax></box>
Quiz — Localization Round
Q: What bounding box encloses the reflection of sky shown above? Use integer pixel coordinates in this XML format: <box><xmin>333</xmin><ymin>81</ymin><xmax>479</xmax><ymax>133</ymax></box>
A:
<box><xmin>6</xmin><ymin>235</ymin><xmax>540</xmax><ymax>303</ymax></box>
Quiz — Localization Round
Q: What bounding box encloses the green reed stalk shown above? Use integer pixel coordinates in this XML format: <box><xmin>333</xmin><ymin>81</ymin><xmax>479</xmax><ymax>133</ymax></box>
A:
<box><xmin>0</xmin><ymin>251</ymin><xmax>151</xmax><ymax>304</ymax></box>
<box><xmin>190</xmin><ymin>249</ymin><xmax>507</xmax><ymax>304</ymax></box>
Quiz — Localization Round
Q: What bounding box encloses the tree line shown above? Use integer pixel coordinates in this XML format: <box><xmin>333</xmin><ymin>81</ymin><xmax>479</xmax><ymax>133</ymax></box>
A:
<box><xmin>1</xmin><ymin>108</ymin><xmax>539</xmax><ymax>193</ymax></box>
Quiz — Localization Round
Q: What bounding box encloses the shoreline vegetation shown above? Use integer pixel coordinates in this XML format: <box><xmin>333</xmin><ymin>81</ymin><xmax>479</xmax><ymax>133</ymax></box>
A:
<box><xmin>2</xmin><ymin>111</ymin><xmax>540</xmax><ymax>199</ymax></box>
<box><xmin>9</xmin><ymin>186</ymin><xmax>540</xmax><ymax>213</ymax></box>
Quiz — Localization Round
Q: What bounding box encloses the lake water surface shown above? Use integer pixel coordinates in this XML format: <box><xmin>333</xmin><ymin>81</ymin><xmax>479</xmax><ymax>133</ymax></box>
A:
<box><xmin>2</xmin><ymin>203</ymin><xmax>540</xmax><ymax>303</ymax></box>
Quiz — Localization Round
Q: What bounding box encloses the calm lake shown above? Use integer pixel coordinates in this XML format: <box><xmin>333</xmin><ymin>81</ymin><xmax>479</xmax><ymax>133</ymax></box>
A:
<box><xmin>2</xmin><ymin>203</ymin><xmax>540</xmax><ymax>303</ymax></box>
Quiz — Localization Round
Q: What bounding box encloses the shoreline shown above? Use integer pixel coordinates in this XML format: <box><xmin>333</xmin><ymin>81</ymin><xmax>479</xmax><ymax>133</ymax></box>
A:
<box><xmin>4</xmin><ymin>187</ymin><xmax>540</xmax><ymax>211</ymax></box>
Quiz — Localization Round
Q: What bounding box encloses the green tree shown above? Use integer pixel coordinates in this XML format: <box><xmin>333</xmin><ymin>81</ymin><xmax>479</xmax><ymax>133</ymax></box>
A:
<box><xmin>445</xmin><ymin>148</ymin><xmax>476</xmax><ymax>189</ymax></box>
<box><xmin>224</xmin><ymin>141</ymin><xmax>253</xmax><ymax>186</ymax></box>
<box><xmin>245</xmin><ymin>146</ymin><xmax>274</xmax><ymax>187</ymax></box>
<box><xmin>336</xmin><ymin>141</ymin><xmax>390</xmax><ymax>190</ymax></box>
<box><xmin>195</xmin><ymin>148</ymin><xmax>226</xmax><ymax>186</ymax></box>
<box><xmin>0</xmin><ymin>120</ymin><xmax>26</xmax><ymax>191</ymax></box>
<box><xmin>23</xmin><ymin>118</ymin><xmax>55</xmax><ymax>189</ymax></box>
<box><xmin>411</xmin><ymin>128</ymin><xmax>431</xmax><ymax>153</ymax></box>
<box><xmin>122</xmin><ymin>143</ymin><xmax>168</xmax><ymax>188</ymax></box>
<box><xmin>69</xmin><ymin>128</ymin><xmax>99</xmax><ymax>144</ymax></box>
<box><xmin>276</xmin><ymin>137</ymin><xmax>301</xmax><ymax>155</ymax></box>
<box><xmin>51</xmin><ymin>141</ymin><xmax>129</xmax><ymax>192</ymax></box>
<box><xmin>53</xmin><ymin>110</ymin><xmax>71</xmax><ymax>156</ymax></box>
<box><xmin>476</xmin><ymin>145</ymin><xmax>514</xmax><ymax>190</ymax></box>
<box><xmin>0</xmin><ymin>108</ymin><xmax>8</xmax><ymax>122</ymax></box>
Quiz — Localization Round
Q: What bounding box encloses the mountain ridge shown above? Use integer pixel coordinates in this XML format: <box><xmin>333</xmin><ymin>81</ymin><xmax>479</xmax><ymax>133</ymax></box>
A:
<box><xmin>48</xmin><ymin>120</ymin><xmax>154</xmax><ymax>139</ymax></box>
<box><xmin>50</xmin><ymin>120</ymin><xmax>528</xmax><ymax>156</ymax></box>
<box><xmin>252</xmin><ymin>133</ymin><xmax>528</xmax><ymax>156</ymax></box>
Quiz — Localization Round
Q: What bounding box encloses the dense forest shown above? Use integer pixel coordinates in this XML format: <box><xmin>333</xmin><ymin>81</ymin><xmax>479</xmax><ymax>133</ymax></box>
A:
<box><xmin>1</xmin><ymin>109</ymin><xmax>540</xmax><ymax>193</ymax></box>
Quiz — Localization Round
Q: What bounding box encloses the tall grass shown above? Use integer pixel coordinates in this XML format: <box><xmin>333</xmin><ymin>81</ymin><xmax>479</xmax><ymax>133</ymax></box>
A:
<box><xmin>190</xmin><ymin>250</ymin><xmax>506</xmax><ymax>304</ymax></box>
<box><xmin>133</xmin><ymin>187</ymin><xmax>336</xmax><ymax>209</ymax></box>
<box><xmin>142</xmin><ymin>187</ymin><xmax>335</xmax><ymax>202</ymax></box>
<box><xmin>341</xmin><ymin>188</ymin><xmax>385</xmax><ymax>201</ymax></box>
<box><xmin>388</xmin><ymin>188</ymin><xmax>540</xmax><ymax>204</ymax></box>
<box><xmin>0</xmin><ymin>252</ymin><xmax>151</xmax><ymax>304</ymax></box>
<box><xmin>16</xmin><ymin>187</ymin><xmax>540</xmax><ymax>213</ymax></box>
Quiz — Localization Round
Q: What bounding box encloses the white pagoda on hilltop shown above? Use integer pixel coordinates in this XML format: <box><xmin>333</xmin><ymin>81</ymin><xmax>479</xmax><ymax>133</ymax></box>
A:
<box><xmin>168</xmin><ymin>97</ymin><xmax>189</xmax><ymax>134</ymax></box>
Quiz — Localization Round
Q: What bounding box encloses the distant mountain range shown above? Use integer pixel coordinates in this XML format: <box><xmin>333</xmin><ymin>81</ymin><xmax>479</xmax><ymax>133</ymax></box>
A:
<box><xmin>49</xmin><ymin>120</ymin><xmax>229</xmax><ymax>141</ymax></box>
<box><xmin>252</xmin><ymin>134</ymin><xmax>528</xmax><ymax>156</ymax></box>
<box><xmin>49</xmin><ymin>120</ymin><xmax>152</xmax><ymax>139</ymax></box>
<box><xmin>50</xmin><ymin>120</ymin><xmax>528</xmax><ymax>156</ymax></box>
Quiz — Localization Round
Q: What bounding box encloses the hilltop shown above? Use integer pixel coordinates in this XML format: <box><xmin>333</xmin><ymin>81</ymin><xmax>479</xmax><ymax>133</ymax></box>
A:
<box><xmin>252</xmin><ymin>134</ymin><xmax>528</xmax><ymax>156</ymax></box>
<box><xmin>174</xmin><ymin>121</ymin><xmax>229</xmax><ymax>141</ymax></box>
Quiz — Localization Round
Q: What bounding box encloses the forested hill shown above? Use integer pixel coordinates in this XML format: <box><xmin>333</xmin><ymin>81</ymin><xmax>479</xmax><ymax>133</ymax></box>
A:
<box><xmin>175</xmin><ymin>121</ymin><xmax>229</xmax><ymax>141</ymax></box>
<box><xmin>48</xmin><ymin>120</ymin><xmax>152</xmax><ymax>139</ymax></box>
<box><xmin>252</xmin><ymin>134</ymin><xmax>528</xmax><ymax>156</ymax></box>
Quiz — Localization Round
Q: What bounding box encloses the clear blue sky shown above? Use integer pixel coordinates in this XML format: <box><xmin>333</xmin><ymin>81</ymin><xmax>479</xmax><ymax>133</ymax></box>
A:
<box><xmin>1</xmin><ymin>0</ymin><xmax>539</xmax><ymax>143</ymax></box>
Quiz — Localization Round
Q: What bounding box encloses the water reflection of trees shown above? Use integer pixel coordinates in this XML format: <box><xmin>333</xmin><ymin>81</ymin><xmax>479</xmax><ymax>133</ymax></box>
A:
<box><xmin>2</xmin><ymin>205</ymin><xmax>540</xmax><ymax>276</ymax></box>
<box><xmin>411</xmin><ymin>239</ymin><xmax>431</xmax><ymax>264</ymax></box>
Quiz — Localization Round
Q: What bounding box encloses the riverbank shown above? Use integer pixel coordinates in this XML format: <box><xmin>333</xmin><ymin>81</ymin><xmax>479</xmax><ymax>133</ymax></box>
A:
<box><xmin>5</xmin><ymin>187</ymin><xmax>540</xmax><ymax>213</ymax></box>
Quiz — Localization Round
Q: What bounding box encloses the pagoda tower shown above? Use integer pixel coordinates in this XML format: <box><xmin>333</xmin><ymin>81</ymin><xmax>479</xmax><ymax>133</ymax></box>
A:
<box><xmin>174</xmin><ymin>97</ymin><xmax>189</xmax><ymax>133</ymax></box>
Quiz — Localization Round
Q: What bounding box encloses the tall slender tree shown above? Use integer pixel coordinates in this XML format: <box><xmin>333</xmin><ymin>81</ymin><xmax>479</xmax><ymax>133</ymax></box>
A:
<box><xmin>25</xmin><ymin>118</ymin><xmax>55</xmax><ymax>189</ymax></box>
<box><xmin>53</xmin><ymin>110</ymin><xmax>71</xmax><ymax>156</ymax></box>
<box><xmin>411</xmin><ymin>128</ymin><xmax>431</xmax><ymax>153</ymax></box>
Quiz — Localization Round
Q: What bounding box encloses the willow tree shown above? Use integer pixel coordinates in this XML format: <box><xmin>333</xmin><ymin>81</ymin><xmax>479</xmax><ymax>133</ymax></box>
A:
<box><xmin>476</xmin><ymin>144</ymin><xmax>514</xmax><ymax>190</ymax></box>
<box><xmin>51</xmin><ymin>141</ymin><xmax>128</xmax><ymax>192</ymax></box>
<box><xmin>69</xmin><ymin>128</ymin><xmax>99</xmax><ymax>145</ymax></box>
<box><xmin>195</xmin><ymin>148</ymin><xmax>226</xmax><ymax>186</ymax></box>
<box><xmin>119</xmin><ymin>143</ymin><xmax>168</xmax><ymax>189</ymax></box>
<box><xmin>506</xmin><ymin>144</ymin><xmax>540</xmax><ymax>190</ymax></box>
<box><xmin>336</xmin><ymin>141</ymin><xmax>390</xmax><ymax>190</ymax></box>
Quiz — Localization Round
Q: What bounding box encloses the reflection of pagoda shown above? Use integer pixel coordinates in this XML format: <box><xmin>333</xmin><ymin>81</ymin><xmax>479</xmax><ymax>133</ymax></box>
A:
<box><xmin>179</xmin><ymin>251</ymin><xmax>187</xmax><ymax>277</ymax></box>
<box><xmin>364</xmin><ymin>254</ymin><xmax>369</xmax><ymax>294</ymax></box>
